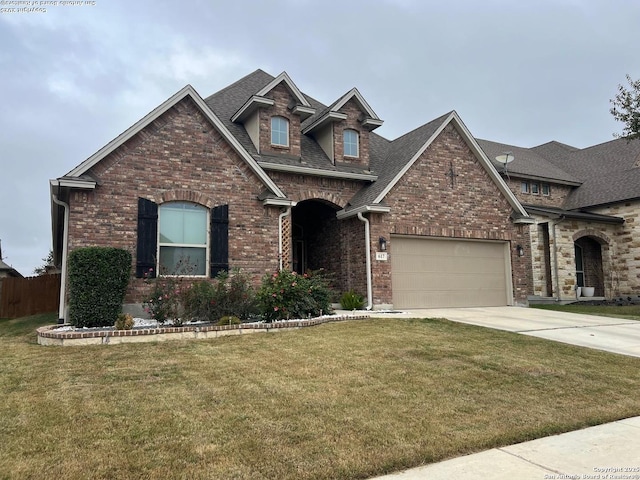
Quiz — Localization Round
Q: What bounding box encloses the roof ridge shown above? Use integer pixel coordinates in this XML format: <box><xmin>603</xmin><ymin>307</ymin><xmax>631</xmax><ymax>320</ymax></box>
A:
<box><xmin>389</xmin><ymin>111</ymin><xmax>452</xmax><ymax>143</ymax></box>
<box><xmin>204</xmin><ymin>68</ymin><xmax>274</xmax><ymax>101</ymax></box>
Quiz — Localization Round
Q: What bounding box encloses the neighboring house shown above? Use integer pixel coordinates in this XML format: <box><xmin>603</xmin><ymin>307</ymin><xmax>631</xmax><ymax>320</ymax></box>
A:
<box><xmin>0</xmin><ymin>242</ymin><xmax>23</xmax><ymax>279</ymax></box>
<box><xmin>479</xmin><ymin>137</ymin><xmax>640</xmax><ymax>301</ymax></box>
<box><xmin>50</xmin><ymin>68</ymin><xmax>634</xmax><ymax>320</ymax></box>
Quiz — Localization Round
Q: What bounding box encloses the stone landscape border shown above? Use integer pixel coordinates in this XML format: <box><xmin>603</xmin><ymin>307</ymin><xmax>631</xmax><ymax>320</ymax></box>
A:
<box><xmin>37</xmin><ymin>314</ymin><xmax>371</xmax><ymax>346</ymax></box>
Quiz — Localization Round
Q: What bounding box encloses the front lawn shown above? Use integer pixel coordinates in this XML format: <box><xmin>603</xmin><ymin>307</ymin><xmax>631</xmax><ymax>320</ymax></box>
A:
<box><xmin>531</xmin><ymin>303</ymin><xmax>640</xmax><ymax>321</ymax></box>
<box><xmin>1</xmin><ymin>313</ymin><xmax>639</xmax><ymax>479</ymax></box>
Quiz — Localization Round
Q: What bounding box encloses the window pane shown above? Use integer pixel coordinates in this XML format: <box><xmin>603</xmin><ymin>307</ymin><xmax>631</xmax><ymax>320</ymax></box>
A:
<box><xmin>531</xmin><ymin>183</ymin><xmax>539</xmax><ymax>194</ymax></box>
<box><xmin>574</xmin><ymin>244</ymin><xmax>583</xmax><ymax>271</ymax></box>
<box><xmin>160</xmin><ymin>203</ymin><xmax>206</xmax><ymax>245</ymax></box>
<box><xmin>271</xmin><ymin>117</ymin><xmax>288</xmax><ymax>146</ymax></box>
<box><xmin>521</xmin><ymin>182</ymin><xmax>529</xmax><ymax>193</ymax></box>
<box><xmin>160</xmin><ymin>207</ymin><xmax>184</xmax><ymax>243</ymax></box>
<box><xmin>159</xmin><ymin>246</ymin><xmax>206</xmax><ymax>275</ymax></box>
<box><xmin>344</xmin><ymin>129</ymin><xmax>358</xmax><ymax>157</ymax></box>
<box><xmin>183</xmin><ymin>207</ymin><xmax>207</xmax><ymax>244</ymax></box>
<box><xmin>542</xmin><ymin>184</ymin><xmax>550</xmax><ymax>195</ymax></box>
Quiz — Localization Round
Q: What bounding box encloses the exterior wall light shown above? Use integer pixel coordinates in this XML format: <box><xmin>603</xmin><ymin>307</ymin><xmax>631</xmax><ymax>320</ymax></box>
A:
<box><xmin>379</xmin><ymin>236</ymin><xmax>387</xmax><ymax>251</ymax></box>
<box><xmin>516</xmin><ymin>244</ymin><xmax>524</xmax><ymax>257</ymax></box>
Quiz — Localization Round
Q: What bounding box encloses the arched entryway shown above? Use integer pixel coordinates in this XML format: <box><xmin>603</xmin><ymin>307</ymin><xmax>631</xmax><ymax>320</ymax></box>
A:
<box><xmin>291</xmin><ymin>200</ymin><xmax>342</xmax><ymax>277</ymax></box>
<box><xmin>574</xmin><ymin>236</ymin><xmax>606</xmax><ymax>297</ymax></box>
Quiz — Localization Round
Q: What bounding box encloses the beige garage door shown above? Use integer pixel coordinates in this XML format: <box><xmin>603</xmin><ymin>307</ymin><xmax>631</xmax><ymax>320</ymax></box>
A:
<box><xmin>392</xmin><ymin>236</ymin><xmax>511</xmax><ymax>308</ymax></box>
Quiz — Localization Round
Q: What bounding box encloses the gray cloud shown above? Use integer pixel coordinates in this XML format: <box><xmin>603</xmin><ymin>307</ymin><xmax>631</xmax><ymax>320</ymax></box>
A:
<box><xmin>1</xmin><ymin>0</ymin><xmax>638</xmax><ymax>275</ymax></box>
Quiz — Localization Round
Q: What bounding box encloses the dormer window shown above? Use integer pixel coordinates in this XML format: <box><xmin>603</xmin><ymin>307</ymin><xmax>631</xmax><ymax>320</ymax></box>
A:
<box><xmin>344</xmin><ymin>129</ymin><xmax>359</xmax><ymax>157</ymax></box>
<box><xmin>271</xmin><ymin>116</ymin><xmax>289</xmax><ymax>147</ymax></box>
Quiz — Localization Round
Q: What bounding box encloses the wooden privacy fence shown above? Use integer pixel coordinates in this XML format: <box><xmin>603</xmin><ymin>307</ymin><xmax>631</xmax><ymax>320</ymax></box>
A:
<box><xmin>0</xmin><ymin>274</ymin><xmax>61</xmax><ymax>319</ymax></box>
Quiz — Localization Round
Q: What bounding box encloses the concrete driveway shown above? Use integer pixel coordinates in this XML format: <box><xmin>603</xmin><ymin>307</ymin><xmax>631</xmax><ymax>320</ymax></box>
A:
<box><xmin>371</xmin><ymin>306</ymin><xmax>640</xmax><ymax>357</ymax></box>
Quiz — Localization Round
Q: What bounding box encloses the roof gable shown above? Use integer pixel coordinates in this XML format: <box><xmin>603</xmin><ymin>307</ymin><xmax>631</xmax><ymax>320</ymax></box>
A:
<box><xmin>302</xmin><ymin>87</ymin><xmax>383</xmax><ymax>135</ymax></box>
<box><xmin>370</xmin><ymin>112</ymin><xmax>527</xmax><ymax>217</ymax></box>
<box><xmin>256</xmin><ymin>71</ymin><xmax>312</xmax><ymax>108</ymax></box>
<box><xmin>64</xmin><ymin>84</ymin><xmax>286</xmax><ymax>198</ymax></box>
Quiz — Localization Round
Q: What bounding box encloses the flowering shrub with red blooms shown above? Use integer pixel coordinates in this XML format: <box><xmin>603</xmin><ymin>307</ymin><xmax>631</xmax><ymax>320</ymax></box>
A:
<box><xmin>256</xmin><ymin>269</ymin><xmax>334</xmax><ymax>322</ymax></box>
<box><xmin>144</xmin><ymin>273</ymin><xmax>185</xmax><ymax>325</ymax></box>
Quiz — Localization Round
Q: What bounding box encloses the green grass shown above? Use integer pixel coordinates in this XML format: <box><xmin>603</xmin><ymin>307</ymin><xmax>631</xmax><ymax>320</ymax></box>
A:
<box><xmin>1</xmin><ymin>313</ymin><xmax>639</xmax><ymax>479</ymax></box>
<box><xmin>531</xmin><ymin>303</ymin><xmax>640</xmax><ymax>320</ymax></box>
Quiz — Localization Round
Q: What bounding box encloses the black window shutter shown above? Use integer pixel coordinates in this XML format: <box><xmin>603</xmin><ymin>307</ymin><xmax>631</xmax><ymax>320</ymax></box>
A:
<box><xmin>210</xmin><ymin>204</ymin><xmax>229</xmax><ymax>277</ymax></box>
<box><xmin>136</xmin><ymin>197</ymin><xmax>158</xmax><ymax>278</ymax></box>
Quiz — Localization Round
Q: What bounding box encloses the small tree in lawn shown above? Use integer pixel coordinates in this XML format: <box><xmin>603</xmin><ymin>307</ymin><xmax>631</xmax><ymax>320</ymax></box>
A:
<box><xmin>610</xmin><ymin>74</ymin><xmax>640</xmax><ymax>141</ymax></box>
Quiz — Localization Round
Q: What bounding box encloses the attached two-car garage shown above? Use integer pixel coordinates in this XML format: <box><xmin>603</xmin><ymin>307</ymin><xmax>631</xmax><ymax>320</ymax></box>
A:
<box><xmin>391</xmin><ymin>236</ymin><xmax>512</xmax><ymax>308</ymax></box>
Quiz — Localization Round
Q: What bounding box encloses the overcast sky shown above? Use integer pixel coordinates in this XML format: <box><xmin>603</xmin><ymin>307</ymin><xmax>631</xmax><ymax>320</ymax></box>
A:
<box><xmin>1</xmin><ymin>0</ymin><xmax>639</xmax><ymax>276</ymax></box>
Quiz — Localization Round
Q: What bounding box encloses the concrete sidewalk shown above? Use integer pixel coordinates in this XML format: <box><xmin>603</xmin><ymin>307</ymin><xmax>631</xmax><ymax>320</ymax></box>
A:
<box><xmin>370</xmin><ymin>416</ymin><xmax>640</xmax><ymax>480</ymax></box>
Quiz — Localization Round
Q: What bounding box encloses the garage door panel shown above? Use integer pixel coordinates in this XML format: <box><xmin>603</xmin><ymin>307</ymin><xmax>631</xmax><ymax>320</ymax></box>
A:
<box><xmin>392</xmin><ymin>236</ymin><xmax>510</xmax><ymax>308</ymax></box>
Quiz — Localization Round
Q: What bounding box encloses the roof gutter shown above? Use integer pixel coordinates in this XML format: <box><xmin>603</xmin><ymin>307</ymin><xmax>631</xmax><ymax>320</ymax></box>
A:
<box><xmin>336</xmin><ymin>204</ymin><xmax>390</xmax><ymax>220</ymax></box>
<box><xmin>258</xmin><ymin>162</ymin><xmax>378</xmax><ymax>181</ymax></box>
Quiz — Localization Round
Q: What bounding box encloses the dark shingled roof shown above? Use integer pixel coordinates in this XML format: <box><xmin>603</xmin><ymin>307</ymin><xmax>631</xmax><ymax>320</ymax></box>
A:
<box><xmin>479</xmin><ymin>136</ymin><xmax>640</xmax><ymax>210</ymax></box>
<box><xmin>203</xmin><ymin>68</ymin><xmax>640</xmax><ymax>213</ymax></box>
<box><xmin>345</xmin><ymin>113</ymin><xmax>451</xmax><ymax>210</ymax></box>
<box><xmin>205</xmin><ymin>69</ymin><xmax>377</xmax><ymax>177</ymax></box>
<box><xmin>559</xmin><ymin>139</ymin><xmax>640</xmax><ymax>209</ymax></box>
<box><xmin>477</xmin><ymin>139</ymin><xmax>581</xmax><ymax>185</ymax></box>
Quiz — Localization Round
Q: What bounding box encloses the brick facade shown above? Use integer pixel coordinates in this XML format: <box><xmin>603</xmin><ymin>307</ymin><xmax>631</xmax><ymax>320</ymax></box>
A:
<box><xmin>333</xmin><ymin>99</ymin><xmax>371</xmax><ymax>169</ymax></box>
<box><xmin>505</xmin><ymin>178</ymin><xmax>573</xmax><ymax>208</ymax></box>
<box><xmin>57</xmin><ymin>81</ymin><xmax>552</xmax><ymax>312</ymax></box>
<box><xmin>372</xmin><ymin>124</ymin><xmax>532</xmax><ymax>305</ymax></box>
<box><xmin>258</xmin><ymin>84</ymin><xmax>302</xmax><ymax>157</ymax></box>
<box><xmin>68</xmin><ymin>97</ymin><xmax>282</xmax><ymax>303</ymax></box>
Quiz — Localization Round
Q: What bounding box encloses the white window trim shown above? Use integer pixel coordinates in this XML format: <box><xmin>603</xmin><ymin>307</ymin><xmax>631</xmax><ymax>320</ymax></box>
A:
<box><xmin>521</xmin><ymin>181</ymin><xmax>529</xmax><ymax>194</ymax></box>
<box><xmin>344</xmin><ymin>129</ymin><xmax>359</xmax><ymax>157</ymax></box>
<box><xmin>531</xmin><ymin>182</ymin><xmax>540</xmax><ymax>195</ymax></box>
<box><xmin>542</xmin><ymin>183</ymin><xmax>550</xmax><ymax>196</ymax></box>
<box><xmin>271</xmin><ymin>116</ymin><xmax>289</xmax><ymax>147</ymax></box>
<box><xmin>157</xmin><ymin>202</ymin><xmax>210</xmax><ymax>277</ymax></box>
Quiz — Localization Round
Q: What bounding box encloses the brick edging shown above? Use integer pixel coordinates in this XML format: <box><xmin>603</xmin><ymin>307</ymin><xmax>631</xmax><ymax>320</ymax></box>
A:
<box><xmin>37</xmin><ymin>314</ymin><xmax>371</xmax><ymax>345</ymax></box>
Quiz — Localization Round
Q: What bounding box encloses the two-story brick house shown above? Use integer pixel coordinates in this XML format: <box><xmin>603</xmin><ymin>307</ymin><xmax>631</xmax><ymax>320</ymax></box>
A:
<box><xmin>51</xmin><ymin>69</ymin><xmax>638</xmax><ymax>321</ymax></box>
<box><xmin>479</xmin><ymin>138</ymin><xmax>640</xmax><ymax>302</ymax></box>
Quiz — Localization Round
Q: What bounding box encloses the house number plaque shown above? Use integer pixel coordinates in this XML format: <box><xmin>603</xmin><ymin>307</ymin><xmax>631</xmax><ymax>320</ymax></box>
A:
<box><xmin>376</xmin><ymin>252</ymin><xmax>388</xmax><ymax>261</ymax></box>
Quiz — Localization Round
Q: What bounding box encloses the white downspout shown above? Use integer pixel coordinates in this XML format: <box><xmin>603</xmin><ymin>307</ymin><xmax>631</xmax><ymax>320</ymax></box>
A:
<box><xmin>357</xmin><ymin>212</ymin><xmax>373</xmax><ymax>310</ymax></box>
<box><xmin>278</xmin><ymin>207</ymin><xmax>292</xmax><ymax>271</ymax></box>
<box><xmin>52</xmin><ymin>194</ymin><xmax>70</xmax><ymax>324</ymax></box>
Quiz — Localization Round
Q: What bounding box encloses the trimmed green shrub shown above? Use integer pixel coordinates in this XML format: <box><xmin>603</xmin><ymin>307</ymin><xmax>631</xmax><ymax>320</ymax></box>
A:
<box><xmin>340</xmin><ymin>290</ymin><xmax>365</xmax><ymax>310</ymax></box>
<box><xmin>68</xmin><ymin>247</ymin><xmax>131</xmax><ymax>328</ymax></box>
<box><xmin>115</xmin><ymin>313</ymin><xmax>134</xmax><ymax>330</ymax></box>
<box><xmin>256</xmin><ymin>269</ymin><xmax>334</xmax><ymax>322</ymax></box>
<box><xmin>180</xmin><ymin>270</ymin><xmax>257</xmax><ymax>323</ymax></box>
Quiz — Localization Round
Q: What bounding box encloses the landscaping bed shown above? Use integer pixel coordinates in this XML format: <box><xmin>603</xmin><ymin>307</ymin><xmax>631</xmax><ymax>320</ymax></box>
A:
<box><xmin>2</xmin><ymin>313</ymin><xmax>639</xmax><ymax>479</ymax></box>
<box><xmin>37</xmin><ymin>313</ymin><xmax>370</xmax><ymax>346</ymax></box>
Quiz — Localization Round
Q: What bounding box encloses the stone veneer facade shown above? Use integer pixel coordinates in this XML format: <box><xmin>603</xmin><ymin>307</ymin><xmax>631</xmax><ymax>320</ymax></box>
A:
<box><xmin>526</xmin><ymin>200</ymin><xmax>640</xmax><ymax>300</ymax></box>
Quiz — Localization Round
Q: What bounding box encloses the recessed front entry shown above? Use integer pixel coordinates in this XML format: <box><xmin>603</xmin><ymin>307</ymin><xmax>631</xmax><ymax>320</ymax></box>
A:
<box><xmin>391</xmin><ymin>236</ymin><xmax>511</xmax><ymax>308</ymax></box>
